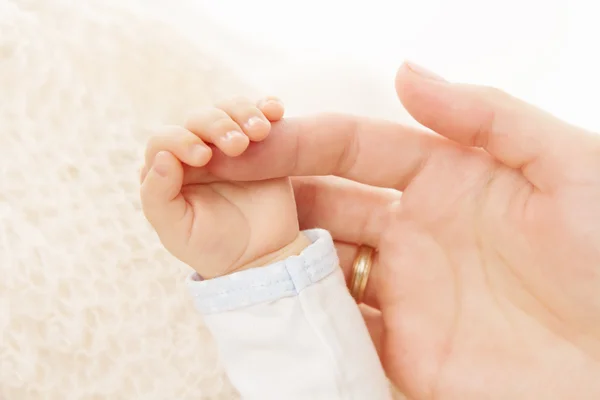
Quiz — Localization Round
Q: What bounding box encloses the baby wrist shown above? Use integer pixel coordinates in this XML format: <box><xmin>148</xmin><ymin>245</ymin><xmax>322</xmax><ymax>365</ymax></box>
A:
<box><xmin>193</xmin><ymin>233</ymin><xmax>312</xmax><ymax>281</ymax></box>
<box><xmin>232</xmin><ymin>232</ymin><xmax>311</xmax><ymax>273</ymax></box>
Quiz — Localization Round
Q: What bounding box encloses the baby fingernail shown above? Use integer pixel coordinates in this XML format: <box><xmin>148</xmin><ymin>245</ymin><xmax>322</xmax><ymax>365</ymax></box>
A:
<box><xmin>154</xmin><ymin>164</ymin><xmax>168</xmax><ymax>177</ymax></box>
<box><xmin>221</xmin><ymin>130</ymin><xmax>246</xmax><ymax>142</ymax></box>
<box><xmin>261</xmin><ymin>98</ymin><xmax>282</xmax><ymax>108</ymax></box>
<box><xmin>245</xmin><ymin>116</ymin><xmax>269</xmax><ymax>129</ymax></box>
<box><xmin>191</xmin><ymin>144</ymin><xmax>209</xmax><ymax>161</ymax></box>
<box><xmin>153</xmin><ymin>152</ymin><xmax>170</xmax><ymax>177</ymax></box>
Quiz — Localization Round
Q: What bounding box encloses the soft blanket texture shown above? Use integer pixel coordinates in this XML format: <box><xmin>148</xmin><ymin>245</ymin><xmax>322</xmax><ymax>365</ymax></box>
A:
<box><xmin>0</xmin><ymin>0</ymin><xmax>401</xmax><ymax>398</ymax></box>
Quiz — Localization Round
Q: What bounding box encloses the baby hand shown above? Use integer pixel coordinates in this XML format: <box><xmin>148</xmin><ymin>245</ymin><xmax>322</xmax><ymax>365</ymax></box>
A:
<box><xmin>140</xmin><ymin>97</ymin><xmax>305</xmax><ymax>278</ymax></box>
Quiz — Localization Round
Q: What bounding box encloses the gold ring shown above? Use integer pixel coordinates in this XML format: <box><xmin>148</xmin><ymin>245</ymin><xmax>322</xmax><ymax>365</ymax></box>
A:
<box><xmin>350</xmin><ymin>245</ymin><xmax>375</xmax><ymax>303</ymax></box>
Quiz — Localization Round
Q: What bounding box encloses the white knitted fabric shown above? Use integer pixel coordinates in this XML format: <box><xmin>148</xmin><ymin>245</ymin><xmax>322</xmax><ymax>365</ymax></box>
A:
<box><xmin>0</xmin><ymin>1</ymin><xmax>405</xmax><ymax>399</ymax></box>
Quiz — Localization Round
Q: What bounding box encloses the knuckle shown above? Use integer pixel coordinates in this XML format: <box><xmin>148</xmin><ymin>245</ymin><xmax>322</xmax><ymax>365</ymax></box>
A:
<box><xmin>210</xmin><ymin>116</ymin><xmax>239</xmax><ymax>133</ymax></box>
<box><xmin>213</xmin><ymin>99</ymin><xmax>235</xmax><ymax>111</ymax></box>
<box><xmin>215</xmin><ymin>96</ymin><xmax>250</xmax><ymax>111</ymax></box>
<box><xmin>473</xmin><ymin>111</ymin><xmax>494</xmax><ymax>148</ymax></box>
<box><xmin>144</xmin><ymin>134</ymin><xmax>168</xmax><ymax>159</ymax></box>
<box><xmin>144</xmin><ymin>137</ymin><xmax>161</xmax><ymax>160</ymax></box>
<box><xmin>183</xmin><ymin>111</ymin><xmax>200</xmax><ymax>128</ymax></box>
<box><xmin>335</xmin><ymin>120</ymin><xmax>360</xmax><ymax>176</ymax></box>
<box><xmin>239</xmin><ymin>108</ymin><xmax>264</xmax><ymax>122</ymax></box>
<box><xmin>144</xmin><ymin>126</ymin><xmax>191</xmax><ymax>161</ymax></box>
<box><xmin>230</xmin><ymin>95</ymin><xmax>252</xmax><ymax>106</ymax></box>
<box><xmin>148</xmin><ymin>126</ymin><xmax>184</xmax><ymax>145</ymax></box>
<box><xmin>184</xmin><ymin>107</ymin><xmax>222</xmax><ymax>128</ymax></box>
<box><xmin>166</xmin><ymin>124</ymin><xmax>190</xmax><ymax>136</ymax></box>
<box><xmin>470</xmin><ymin>86</ymin><xmax>506</xmax><ymax>148</ymax></box>
<box><xmin>480</xmin><ymin>85</ymin><xmax>509</xmax><ymax>102</ymax></box>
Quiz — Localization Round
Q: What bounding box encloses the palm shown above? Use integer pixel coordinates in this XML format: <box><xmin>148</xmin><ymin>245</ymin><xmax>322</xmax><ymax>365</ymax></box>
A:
<box><xmin>174</xmin><ymin>176</ymin><xmax>299</xmax><ymax>277</ymax></box>
<box><xmin>375</xmin><ymin>148</ymin><xmax>600</xmax><ymax>398</ymax></box>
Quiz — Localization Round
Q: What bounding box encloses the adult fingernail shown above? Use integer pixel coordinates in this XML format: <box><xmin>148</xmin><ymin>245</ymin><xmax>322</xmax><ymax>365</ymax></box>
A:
<box><xmin>405</xmin><ymin>61</ymin><xmax>447</xmax><ymax>82</ymax></box>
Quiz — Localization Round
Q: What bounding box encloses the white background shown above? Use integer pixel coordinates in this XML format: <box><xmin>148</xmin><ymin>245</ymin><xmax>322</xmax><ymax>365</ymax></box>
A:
<box><xmin>198</xmin><ymin>0</ymin><xmax>600</xmax><ymax>131</ymax></box>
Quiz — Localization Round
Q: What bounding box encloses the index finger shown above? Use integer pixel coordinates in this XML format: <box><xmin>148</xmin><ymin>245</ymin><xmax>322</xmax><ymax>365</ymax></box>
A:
<box><xmin>189</xmin><ymin>113</ymin><xmax>453</xmax><ymax>190</ymax></box>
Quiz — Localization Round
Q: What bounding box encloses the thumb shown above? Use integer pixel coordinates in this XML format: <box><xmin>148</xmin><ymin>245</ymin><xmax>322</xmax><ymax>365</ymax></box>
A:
<box><xmin>140</xmin><ymin>151</ymin><xmax>188</xmax><ymax>233</ymax></box>
<box><xmin>395</xmin><ymin>62</ymin><xmax>599</xmax><ymax>192</ymax></box>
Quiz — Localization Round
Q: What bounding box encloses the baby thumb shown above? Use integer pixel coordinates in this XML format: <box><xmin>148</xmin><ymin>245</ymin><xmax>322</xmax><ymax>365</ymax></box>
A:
<box><xmin>140</xmin><ymin>151</ymin><xmax>187</xmax><ymax>233</ymax></box>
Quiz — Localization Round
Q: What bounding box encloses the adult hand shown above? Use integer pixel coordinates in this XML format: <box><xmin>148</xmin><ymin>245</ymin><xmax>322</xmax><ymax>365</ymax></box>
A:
<box><xmin>187</xmin><ymin>63</ymin><xmax>600</xmax><ymax>398</ymax></box>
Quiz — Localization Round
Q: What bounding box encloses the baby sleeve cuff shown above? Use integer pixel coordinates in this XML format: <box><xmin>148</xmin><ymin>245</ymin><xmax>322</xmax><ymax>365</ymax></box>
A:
<box><xmin>186</xmin><ymin>229</ymin><xmax>339</xmax><ymax>314</ymax></box>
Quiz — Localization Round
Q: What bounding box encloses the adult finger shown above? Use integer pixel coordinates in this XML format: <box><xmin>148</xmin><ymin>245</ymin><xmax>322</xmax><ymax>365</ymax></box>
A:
<box><xmin>396</xmin><ymin>62</ymin><xmax>600</xmax><ymax>192</ymax></box>
<box><xmin>140</xmin><ymin>151</ymin><xmax>189</xmax><ymax>233</ymax></box>
<box><xmin>186</xmin><ymin>114</ymin><xmax>452</xmax><ymax>191</ymax></box>
<box><xmin>359</xmin><ymin>303</ymin><xmax>384</xmax><ymax>361</ymax></box>
<box><xmin>292</xmin><ymin>176</ymin><xmax>399</xmax><ymax>246</ymax></box>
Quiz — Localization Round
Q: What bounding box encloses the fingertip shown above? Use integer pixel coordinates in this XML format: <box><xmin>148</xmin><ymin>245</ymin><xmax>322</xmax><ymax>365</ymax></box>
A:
<box><xmin>394</xmin><ymin>63</ymin><xmax>412</xmax><ymax>96</ymax></box>
<box><xmin>152</xmin><ymin>151</ymin><xmax>176</xmax><ymax>177</ymax></box>
<box><xmin>258</xmin><ymin>96</ymin><xmax>285</xmax><ymax>122</ymax></box>
<box><xmin>244</xmin><ymin>116</ymin><xmax>271</xmax><ymax>142</ymax></box>
<box><xmin>218</xmin><ymin>130</ymin><xmax>250</xmax><ymax>157</ymax></box>
<box><xmin>395</xmin><ymin>61</ymin><xmax>448</xmax><ymax>107</ymax></box>
<box><xmin>400</xmin><ymin>61</ymin><xmax>447</xmax><ymax>82</ymax></box>
<box><xmin>188</xmin><ymin>143</ymin><xmax>213</xmax><ymax>167</ymax></box>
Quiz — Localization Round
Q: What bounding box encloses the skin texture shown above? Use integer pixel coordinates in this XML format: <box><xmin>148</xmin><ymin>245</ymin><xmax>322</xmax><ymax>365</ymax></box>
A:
<box><xmin>142</xmin><ymin>63</ymin><xmax>600</xmax><ymax>398</ymax></box>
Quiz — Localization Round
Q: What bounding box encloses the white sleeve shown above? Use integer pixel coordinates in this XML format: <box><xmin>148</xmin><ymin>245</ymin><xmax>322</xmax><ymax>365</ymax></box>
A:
<box><xmin>186</xmin><ymin>229</ymin><xmax>392</xmax><ymax>400</ymax></box>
